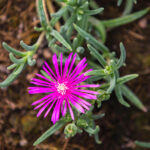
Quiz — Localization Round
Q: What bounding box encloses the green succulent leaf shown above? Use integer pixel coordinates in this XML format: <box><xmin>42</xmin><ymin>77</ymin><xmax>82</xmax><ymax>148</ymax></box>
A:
<box><xmin>34</xmin><ymin>26</ymin><xmax>44</xmax><ymax>32</ymax></box>
<box><xmin>135</xmin><ymin>141</ymin><xmax>150</xmax><ymax>148</ymax></box>
<box><xmin>107</xmin><ymin>74</ymin><xmax>116</xmax><ymax>93</ymax></box>
<box><xmin>89</xmin><ymin>0</ymin><xmax>99</xmax><ymax>9</ymax></box>
<box><xmin>89</xmin><ymin>17</ymin><xmax>106</xmax><ymax>43</ymax></box>
<box><xmin>85</xmin><ymin>125</ymin><xmax>100</xmax><ymax>135</ymax></box>
<box><xmin>121</xmin><ymin>85</ymin><xmax>147</xmax><ymax>112</ymax></box>
<box><xmin>100</xmin><ymin>74</ymin><xmax>138</xmax><ymax>89</ymax></box>
<box><xmin>115</xmin><ymin>85</ymin><xmax>130</xmax><ymax>107</ymax></box>
<box><xmin>87</xmin><ymin>44</ymin><xmax>107</xmax><ymax>67</ymax></box>
<box><xmin>117</xmin><ymin>0</ymin><xmax>123</xmax><ymax>6</ymax></box>
<box><xmin>74</xmin><ymin>24</ymin><xmax>109</xmax><ymax>53</ymax></box>
<box><xmin>85</xmin><ymin>69</ymin><xmax>105</xmax><ymax>76</ymax></box>
<box><xmin>0</xmin><ymin>64</ymin><xmax>25</xmax><ymax>88</ymax></box>
<box><xmin>117</xmin><ymin>74</ymin><xmax>138</xmax><ymax>85</ymax></box>
<box><xmin>51</xmin><ymin>6</ymin><xmax>67</xmax><ymax>17</ymax></box>
<box><xmin>37</xmin><ymin>0</ymin><xmax>48</xmax><ymax>28</ymax></box>
<box><xmin>13</xmin><ymin>63</ymin><xmax>25</xmax><ymax>75</ymax></box>
<box><xmin>123</xmin><ymin>0</ymin><xmax>135</xmax><ymax>16</ymax></box>
<box><xmin>20</xmin><ymin>40</ymin><xmax>38</xmax><ymax>51</ymax></box>
<box><xmin>33</xmin><ymin>120</ymin><xmax>66</xmax><ymax>146</ymax></box>
<box><xmin>9</xmin><ymin>53</ymin><xmax>25</xmax><ymax>64</ymax></box>
<box><xmin>27</xmin><ymin>56</ymin><xmax>36</xmax><ymax>66</ymax></box>
<box><xmin>116</xmin><ymin>42</ymin><xmax>126</xmax><ymax>69</ymax></box>
<box><xmin>51</xmin><ymin>30</ymin><xmax>72</xmax><ymax>51</ymax></box>
<box><xmin>93</xmin><ymin>113</ymin><xmax>105</xmax><ymax>120</ymax></box>
<box><xmin>7</xmin><ymin>64</ymin><xmax>17</xmax><ymax>70</ymax></box>
<box><xmin>53</xmin><ymin>45</ymin><xmax>69</xmax><ymax>52</ymax></box>
<box><xmin>50</xmin><ymin>7</ymin><xmax>67</xmax><ymax>26</ymax></box>
<box><xmin>85</xmin><ymin>8</ymin><xmax>104</xmax><ymax>16</ymax></box>
<box><xmin>102</xmin><ymin>7</ymin><xmax>150</xmax><ymax>28</ymax></box>
<box><xmin>2</xmin><ymin>42</ymin><xmax>25</xmax><ymax>57</ymax></box>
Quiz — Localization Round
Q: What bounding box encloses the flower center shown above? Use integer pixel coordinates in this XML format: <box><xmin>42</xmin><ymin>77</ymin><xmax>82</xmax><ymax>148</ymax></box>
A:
<box><xmin>56</xmin><ymin>83</ymin><xmax>68</xmax><ymax>95</ymax></box>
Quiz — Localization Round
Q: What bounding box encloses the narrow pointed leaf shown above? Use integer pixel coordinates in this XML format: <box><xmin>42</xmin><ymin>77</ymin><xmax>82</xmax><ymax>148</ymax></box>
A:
<box><xmin>87</xmin><ymin>44</ymin><xmax>107</xmax><ymax>67</ymax></box>
<box><xmin>85</xmin><ymin>8</ymin><xmax>104</xmax><ymax>16</ymax></box>
<box><xmin>89</xmin><ymin>17</ymin><xmax>106</xmax><ymax>43</ymax></box>
<box><xmin>102</xmin><ymin>8</ymin><xmax>150</xmax><ymax>28</ymax></box>
<box><xmin>115</xmin><ymin>85</ymin><xmax>130</xmax><ymax>107</ymax></box>
<box><xmin>0</xmin><ymin>68</ymin><xmax>20</xmax><ymax>88</ymax></box>
<box><xmin>51</xmin><ymin>30</ymin><xmax>72</xmax><ymax>51</ymax></box>
<box><xmin>74</xmin><ymin>24</ymin><xmax>109</xmax><ymax>53</ymax></box>
<box><xmin>20</xmin><ymin>41</ymin><xmax>38</xmax><ymax>51</ymax></box>
<box><xmin>93</xmin><ymin>113</ymin><xmax>105</xmax><ymax>120</ymax></box>
<box><xmin>27</xmin><ymin>56</ymin><xmax>36</xmax><ymax>66</ymax></box>
<box><xmin>117</xmin><ymin>0</ymin><xmax>123</xmax><ymax>6</ymax></box>
<box><xmin>9</xmin><ymin>53</ymin><xmax>25</xmax><ymax>64</ymax></box>
<box><xmin>116</xmin><ymin>42</ymin><xmax>126</xmax><ymax>69</ymax></box>
<box><xmin>50</xmin><ymin>7</ymin><xmax>67</xmax><ymax>26</ymax></box>
<box><xmin>87</xmin><ymin>75</ymin><xmax>104</xmax><ymax>82</ymax></box>
<box><xmin>107</xmin><ymin>74</ymin><xmax>116</xmax><ymax>93</ymax></box>
<box><xmin>2</xmin><ymin>42</ymin><xmax>25</xmax><ymax>57</ymax></box>
<box><xmin>37</xmin><ymin>0</ymin><xmax>48</xmax><ymax>28</ymax></box>
<box><xmin>89</xmin><ymin>0</ymin><xmax>99</xmax><ymax>9</ymax></box>
<box><xmin>121</xmin><ymin>85</ymin><xmax>147</xmax><ymax>112</ymax></box>
<box><xmin>7</xmin><ymin>64</ymin><xmax>17</xmax><ymax>70</ymax></box>
<box><xmin>85</xmin><ymin>69</ymin><xmax>105</xmax><ymax>76</ymax></box>
<box><xmin>14</xmin><ymin>64</ymin><xmax>25</xmax><ymax>75</ymax></box>
<box><xmin>51</xmin><ymin>6</ymin><xmax>67</xmax><ymax>17</ymax></box>
<box><xmin>53</xmin><ymin>45</ymin><xmax>69</xmax><ymax>52</ymax></box>
<box><xmin>33</xmin><ymin>120</ymin><xmax>65</xmax><ymax>146</ymax></box>
<box><xmin>100</xmin><ymin>74</ymin><xmax>138</xmax><ymax>89</ymax></box>
<box><xmin>123</xmin><ymin>0</ymin><xmax>134</xmax><ymax>16</ymax></box>
<box><xmin>135</xmin><ymin>141</ymin><xmax>150</xmax><ymax>148</ymax></box>
<box><xmin>117</xmin><ymin>74</ymin><xmax>138</xmax><ymax>85</ymax></box>
<box><xmin>85</xmin><ymin>126</ymin><xmax>100</xmax><ymax>135</ymax></box>
<box><xmin>34</xmin><ymin>26</ymin><xmax>44</xmax><ymax>32</ymax></box>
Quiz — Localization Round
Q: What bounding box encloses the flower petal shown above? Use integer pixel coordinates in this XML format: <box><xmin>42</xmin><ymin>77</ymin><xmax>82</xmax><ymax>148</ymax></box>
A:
<box><xmin>52</xmin><ymin>54</ymin><xmax>60</xmax><ymax>78</ymax></box>
<box><xmin>68</xmin><ymin>53</ymin><xmax>77</xmax><ymax>75</ymax></box>
<box><xmin>44</xmin><ymin>61</ymin><xmax>57</xmax><ymax>79</ymax></box>
<box><xmin>63</xmin><ymin>53</ymin><xmax>73</xmax><ymax>77</ymax></box>
<box><xmin>67</xmin><ymin>99</ymin><xmax>74</xmax><ymax>120</ymax></box>
<box><xmin>60</xmin><ymin>53</ymin><xmax>63</xmax><ymax>76</ymax></box>
<box><xmin>32</xmin><ymin>94</ymin><xmax>52</xmax><ymax>105</ymax></box>
<box><xmin>44</xmin><ymin>98</ymin><xmax>57</xmax><ymax>118</ymax></box>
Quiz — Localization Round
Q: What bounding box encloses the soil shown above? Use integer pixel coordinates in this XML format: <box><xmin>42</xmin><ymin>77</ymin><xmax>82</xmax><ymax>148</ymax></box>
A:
<box><xmin>0</xmin><ymin>0</ymin><xmax>150</xmax><ymax>150</ymax></box>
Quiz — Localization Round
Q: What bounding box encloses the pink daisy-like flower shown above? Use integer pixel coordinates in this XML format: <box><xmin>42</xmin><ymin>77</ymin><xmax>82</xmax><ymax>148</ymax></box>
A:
<box><xmin>28</xmin><ymin>53</ymin><xmax>100</xmax><ymax>124</ymax></box>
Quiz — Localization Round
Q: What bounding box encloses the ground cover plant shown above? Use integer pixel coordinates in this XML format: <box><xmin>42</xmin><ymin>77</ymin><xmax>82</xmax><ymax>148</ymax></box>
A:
<box><xmin>0</xmin><ymin>0</ymin><xmax>150</xmax><ymax>149</ymax></box>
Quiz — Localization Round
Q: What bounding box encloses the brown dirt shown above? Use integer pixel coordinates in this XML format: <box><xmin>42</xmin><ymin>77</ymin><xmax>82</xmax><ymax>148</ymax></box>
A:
<box><xmin>0</xmin><ymin>0</ymin><xmax>150</xmax><ymax>150</ymax></box>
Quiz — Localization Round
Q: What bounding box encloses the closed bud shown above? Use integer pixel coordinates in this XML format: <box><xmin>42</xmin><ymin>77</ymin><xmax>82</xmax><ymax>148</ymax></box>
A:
<box><xmin>77</xmin><ymin>46</ymin><xmax>85</xmax><ymax>54</ymax></box>
<box><xmin>62</xmin><ymin>113</ymin><xmax>72</xmax><ymax>123</ymax></box>
<box><xmin>77</xmin><ymin>118</ymin><xmax>88</xmax><ymax>128</ymax></box>
<box><xmin>104</xmin><ymin>65</ymin><xmax>113</xmax><ymax>75</ymax></box>
<box><xmin>98</xmin><ymin>90</ymin><xmax>110</xmax><ymax>101</ymax></box>
<box><xmin>64</xmin><ymin>123</ymin><xmax>78</xmax><ymax>138</ymax></box>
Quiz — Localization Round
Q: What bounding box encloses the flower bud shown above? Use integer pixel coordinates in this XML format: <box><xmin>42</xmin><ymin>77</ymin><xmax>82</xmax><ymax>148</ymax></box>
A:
<box><xmin>76</xmin><ymin>118</ymin><xmax>88</xmax><ymax>128</ymax></box>
<box><xmin>64</xmin><ymin>123</ymin><xmax>78</xmax><ymax>138</ymax></box>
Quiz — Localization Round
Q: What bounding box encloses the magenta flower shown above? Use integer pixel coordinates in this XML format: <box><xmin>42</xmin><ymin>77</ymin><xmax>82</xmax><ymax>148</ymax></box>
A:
<box><xmin>28</xmin><ymin>53</ymin><xmax>100</xmax><ymax>124</ymax></box>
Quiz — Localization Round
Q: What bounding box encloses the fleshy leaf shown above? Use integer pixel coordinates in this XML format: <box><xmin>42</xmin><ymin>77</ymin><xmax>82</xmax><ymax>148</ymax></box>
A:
<box><xmin>51</xmin><ymin>30</ymin><xmax>72</xmax><ymax>51</ymax></box>
<box><xmin>74</xmin><ymin>24</ymin><xmax>109</xmax><ymax>53</ymax></box>
<box><xmin>87</xmin><ymin>44</ymin><xmax>107</xmax><ymax>67</ymax></box>
<box><xmin>135</xmin><ymin>141</ymin><xmax>150</xmax><ymax>148</ymax></box>
<box><xmin>115</xmin><ymin>85</ymin><xmax>130</xmax><ymax>107</ymax></box>
<box><xmin>33</xmin><ymin>120</ymin><xmax>66</xmax><ymax>145</ymax></box>
<box><xmin>116</xmin><ymin>42</ymin><xmax>126</xmax><ymax>69</ymax></box>
<box><xmin>102</xmin><ymin>8</ymin><xmax>150</xmax><ymax>28</ymax></box>
<box><xmin>121</xmin><ymin>85</ymin><xmax>147</xmax><ymax>112</ymax></box>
